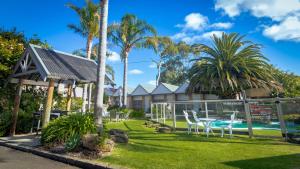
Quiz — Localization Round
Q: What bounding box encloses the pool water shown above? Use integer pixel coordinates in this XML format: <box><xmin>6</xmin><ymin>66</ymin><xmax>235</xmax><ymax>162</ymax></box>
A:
<box><xmin>211</xmin><ymin>120</ymin><xmax>281</xmax><ymax>130</ymax></box>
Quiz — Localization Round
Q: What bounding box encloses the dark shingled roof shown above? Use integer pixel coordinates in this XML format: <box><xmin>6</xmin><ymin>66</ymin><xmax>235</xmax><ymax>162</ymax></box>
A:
<box><xmin>11</xmin><ymin>44</ymin><xmax>114</xmax><ymax>84</ymax></box>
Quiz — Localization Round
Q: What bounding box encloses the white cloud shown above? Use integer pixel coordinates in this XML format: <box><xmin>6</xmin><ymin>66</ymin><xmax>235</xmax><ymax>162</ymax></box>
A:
<box><xmin>210</xmin><ymin>22</ymin><xmax>233</xmax><ymax>29</ymax></box>
<box><xmin>177</xmin><ymin>13</ymin><xmax>208</xmax><ymax>31</ymax></box>
<box><xmin>201</xmin><ymin>31</ymin><xmax>224</xmax><ymax>40</ymax></box>
<box><xmin>129</xmin><ymin>69</ymin><xmax>143</xmax><ymax>75</ymax></box>
<box><xmin>148</xmin><ymin>80</ymin><xmax>156</xmax><ymax>85</ymax></box>
<box><xmin>215</xmin><ymin>0</ymin><xmax>300</xmax><ymax>21</ymax></box>
<box><xmin>107</xmin><ymin>50</ymin><xmax>120</xmax><ymax>62</ymax></box>
<box><xmin>215</xmin><ymin>0</ymin><xmax>243</xmax><ymax>17</ymax></box>
<box><xmin>172</xmin><ymin>13</ymin><xmax>232</xmax><ymax>44</ymax></box>
<box><xmin>263</xmin><ymin>16</ymin><xmax>300</xmax><ymax>42</ymax></box>
<box><xmin>172</xmin><ymin>31</ymin><xmax>224</xmax><ymax>44</ymax></box>
<box><xmin>215</xmin><ymin>0</ymin><xmax>300</xmax><ymax>42</ymax></box>
<box><xmin>149</xmin><ymin>62</ymin><xmax>156</xmax><ymax>68</ymax></box>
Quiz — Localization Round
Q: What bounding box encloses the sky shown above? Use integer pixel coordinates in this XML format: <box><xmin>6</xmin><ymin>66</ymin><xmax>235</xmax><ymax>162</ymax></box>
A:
<box><xmin>1</xmin><ymin>0</ymin><xmax>300</xmax><ymax>88</ymax></box>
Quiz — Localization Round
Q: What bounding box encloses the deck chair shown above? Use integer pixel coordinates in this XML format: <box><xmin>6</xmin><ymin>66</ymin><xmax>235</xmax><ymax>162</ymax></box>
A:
<box><xmin>220</xmin><ymin>112</ymin><xmax>235</xmax><ymax>138</ymax></box>
<box><xmin>183</xmin><ymin>111</ymin><xmax>201</xmax><ymax>134</ymax></box>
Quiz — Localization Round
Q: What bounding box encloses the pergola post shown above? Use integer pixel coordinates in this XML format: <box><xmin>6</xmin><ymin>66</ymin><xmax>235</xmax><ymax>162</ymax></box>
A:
<box><xmin>10</xmin><ymin>79</ymin><xmax>24</xmax><ymax>136</ymax></box>
<box><xmin>66</xmin><ymin>84</ymin><xmax>72</xmax><ymax>112</ymax></box>
<box><xmin>42</xmin><ymin>79</ymin><xmax>55</xmax><ymax>128</ymax></box>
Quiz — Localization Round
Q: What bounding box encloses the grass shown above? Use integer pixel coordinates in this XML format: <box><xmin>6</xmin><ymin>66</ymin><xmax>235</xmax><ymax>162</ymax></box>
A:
<box><xmin>100</xmin><ymin>120</ymin><xmax>300</xmax><ymax>169</ymax></box>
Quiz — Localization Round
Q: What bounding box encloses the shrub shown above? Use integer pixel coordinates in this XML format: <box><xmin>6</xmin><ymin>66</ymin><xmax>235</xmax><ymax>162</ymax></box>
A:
<box><xmin>65</xmin><ymin>133</ymin><xmax>81</xmax><ymax>151</ymax></box>
<box><xmin>41</xmin><ymin>113</ymin><xmax>96</xmax><ymax>144</ymax></box>
<box><xmin>129</xmin><ymin>109</ymin><xmax>145</xmax><ymax>118</ymax></box>
<box><xmin>0</xmin><ymin>111</ymin><xmax>11</xmax><ymax>136</ymax></box>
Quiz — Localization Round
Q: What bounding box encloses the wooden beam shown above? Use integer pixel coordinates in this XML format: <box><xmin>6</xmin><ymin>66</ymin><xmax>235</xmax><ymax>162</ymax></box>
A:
<box><xmin>12</xmin><ymin>70</ymin><xmax>38</xmax><ymax>78</ymax></box>
<box><xmin>42</xmin><ymin>79</ymin><xmax>55</xmax><ymax>128</ymax></box>
<box><xmin>10</xmin><ymin>79</ymin><xmax>24</xmax><ymax>136</ymax></box>
<box><xmin>66</xmin><ymin>84</ymin><xmax>72</xmax><ymax>112</ymax></box>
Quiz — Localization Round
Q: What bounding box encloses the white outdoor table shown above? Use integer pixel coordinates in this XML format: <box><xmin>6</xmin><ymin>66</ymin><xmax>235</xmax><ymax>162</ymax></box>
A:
<box><xmin>197</xmin><ymin>118</ymin><xmax>216</xmax><ymax>136</ymax></box>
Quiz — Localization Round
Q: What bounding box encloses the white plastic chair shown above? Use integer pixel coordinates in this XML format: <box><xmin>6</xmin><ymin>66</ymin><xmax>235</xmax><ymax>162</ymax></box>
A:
<box><xmin>183</xmin><ymin>111</ymin><xmax>200</xmax><ymax>134</ymax></box>
<box><xmin>220</xmin><ymin>112</ymin><xmax>235</xmax><ymax>138</ymax></box>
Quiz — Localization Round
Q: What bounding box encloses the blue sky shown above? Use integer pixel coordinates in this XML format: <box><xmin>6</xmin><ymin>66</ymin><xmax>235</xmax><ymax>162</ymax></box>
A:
<box><xmin>1</xmin><ymin>0</ymin><xmax>300</xmax><ymax>88</ymax></box>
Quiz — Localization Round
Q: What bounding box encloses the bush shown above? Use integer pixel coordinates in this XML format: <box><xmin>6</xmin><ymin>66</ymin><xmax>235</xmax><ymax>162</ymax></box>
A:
<box><xmin>0</xmin><ymin>111</ymin><xmax>11</xmax><ymax>136</ymax></box>
<box><xmin>129</xmin><ymin>109</ymin><xmax>145</xmax><ymax>118</ymax></box>
<box><xmin>65</xmin><ymin>133</ymin><xmax>81</xmax><ymax>151</ymax></box>
<box><xmin>41</xmin><ymin>113</ymin><xmax>96</xmax><ymax>144</ymax></box>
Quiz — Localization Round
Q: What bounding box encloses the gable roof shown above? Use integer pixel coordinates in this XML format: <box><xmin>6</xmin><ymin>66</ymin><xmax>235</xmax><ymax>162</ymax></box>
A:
<box><xmin>11</xmin><ymin>44</ymin><xmax>114</xmax><ymax>85</ymax></box>
<box><xmin>162</xmin><ymin>83</ymin><xmax>178</xmax><ymax>92</ymax></box>
<box><xmin>131</xmin><ymin>84</ymin><xmax>156</xmax><ymax>96</ymax></box>
<box><xmin>175</xmin><ymin>82</ymin><xmax>189</xmax><ymax>94</ymax></box>
<box><xmin>112</xmin><ymin>86</ymin><xmax>134</xmax><ymax>96</ymax></box>
<box><xmin>151</xmin><ymin>83</ymin><xmax>178</xmax><ymax>94</ymax></box>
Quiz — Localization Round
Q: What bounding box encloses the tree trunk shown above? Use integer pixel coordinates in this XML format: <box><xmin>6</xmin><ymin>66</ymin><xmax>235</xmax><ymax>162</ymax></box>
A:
<box><xmin>122</xmin><ymin>53</ymin><xmax>128</xmax><ymax>107</ymax></box>
<box><xmin>94</xmin><ymin>0</ymin><xmax>109</xmax><ymax>132</ymax></box>
<box><xmin>10</xmin><ymin>79</ymin><xmax>24</xmax><ymax>136</ymax></box>
<box><xmin>82</xmin><ymin>35</ymin><xmax>93</xmax><ymax>113</ymax></box>
<box><xmin>156</xmin><ymin>61</ymin><xmax>162</xmax><ymax>86</ymax></box>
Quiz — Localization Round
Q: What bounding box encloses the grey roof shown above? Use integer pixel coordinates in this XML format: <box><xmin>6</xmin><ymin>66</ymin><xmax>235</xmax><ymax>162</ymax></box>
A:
<box><xmin>175</xmin><ymin>82</ymin><xmax>189</xmax><ymax>94</ymax></box>
<box><xmin>112</xmin><ymin>86</ymin><xmax>134</xmax><ymax>96</ymax></box>
<box><xmin>140</xmin><ymin>84</ymin><xmax>156</xmax><ymax>93</ymax></box>
<box><xmin>162</xmin><ymin>83</ymin><xmax>178</xmax><ymax>92</ymax></box>
<box><xmin>11</xmin><ymin>44</ymin><xmax>114</xmax><ymax>84</ymax></box>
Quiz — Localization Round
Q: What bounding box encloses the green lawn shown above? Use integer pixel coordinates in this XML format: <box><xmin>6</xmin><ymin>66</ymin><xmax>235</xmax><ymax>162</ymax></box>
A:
<box><xmin>100</xmin><ymin>120</ymin><xmax>300</xmax><ymax>169</ymax></box>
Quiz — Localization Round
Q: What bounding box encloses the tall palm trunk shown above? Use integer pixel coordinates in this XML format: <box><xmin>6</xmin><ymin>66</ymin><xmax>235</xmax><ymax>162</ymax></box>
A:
<box><xmin>94</xmin><ymin>0</ymin><xmax>109</xmax><ymax>131</ymax></box>
<box><xmin>82</xmin><ymin>35</ymin><xmax>93</xmax><ymax>113</ymax></box>
<box><xmin>122</xmin><ymin>52</ymin><xmax>128</xmax><ymax>107</ymax></box>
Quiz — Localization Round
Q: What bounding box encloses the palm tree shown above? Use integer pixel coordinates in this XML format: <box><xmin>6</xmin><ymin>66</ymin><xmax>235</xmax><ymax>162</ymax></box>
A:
<box><xmin>188</xmin><ymin>33</ymin><xmax>278</xmax><ymax>98</ymax></box>
<box><xmin>108</xmin><ymin>14</ymin><xmax>157</xmax><ymax>107</ymax></box>
<box><xmin>67</xmin><ymin>0</ymin><xmax>100</xmax><ymax>112</ymax></box>
<box><xmin>94</xmin><ymin>0</ymin><xmax>109</xmax><ymax>131</ymax></box>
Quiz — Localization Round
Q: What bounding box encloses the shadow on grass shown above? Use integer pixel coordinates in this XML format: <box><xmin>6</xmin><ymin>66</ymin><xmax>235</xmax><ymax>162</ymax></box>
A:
<box><xmin>116</xmin><ymin>141</ymin><xmax>178</xmax><ymax>154</ymax></box>
<box><xmin>223</xmin><ymin>154</ymin><xmax>300</xmax><ymax>169</ymax></box>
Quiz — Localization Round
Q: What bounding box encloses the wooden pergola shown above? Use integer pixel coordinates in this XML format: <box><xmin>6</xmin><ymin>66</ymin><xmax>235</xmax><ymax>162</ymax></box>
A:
<box><xmin>9</xmin><ymin>44</ymin><xmax>114</xmax><ymax>136</ymax></box>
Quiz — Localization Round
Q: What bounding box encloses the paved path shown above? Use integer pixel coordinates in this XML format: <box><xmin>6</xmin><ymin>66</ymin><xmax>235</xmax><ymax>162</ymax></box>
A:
<box><xmin>0</xmin><ymin>146</ymin><xmax>80</xmax><ymax>169</ymax></box>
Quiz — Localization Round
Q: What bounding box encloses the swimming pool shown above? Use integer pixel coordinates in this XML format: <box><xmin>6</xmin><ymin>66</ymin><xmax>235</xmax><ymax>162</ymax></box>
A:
<box><xmin>211</xmin><ymin>120</ymin><xmax>281</xmax><ymax>130</ymax></box>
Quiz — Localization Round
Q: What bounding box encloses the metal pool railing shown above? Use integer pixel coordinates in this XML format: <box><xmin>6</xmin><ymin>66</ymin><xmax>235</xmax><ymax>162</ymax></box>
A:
<box><xmin>150</xmin><ymin>97</ymin><xmax>300</xmax><ymax>140</ymax></box>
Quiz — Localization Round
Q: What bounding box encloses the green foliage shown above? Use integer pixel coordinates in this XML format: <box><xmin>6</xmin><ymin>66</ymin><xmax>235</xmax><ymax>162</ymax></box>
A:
<box><xmin>54</xmin><ymin>96</ymin><xmax>83</xmax><ymax>112</ymax></box>
<box><xmin>0</xmin><ymin>86</ymin><xmax>45</xmax><ymax>136</ymax></box>
<box><xmin>65</xmin><ymin>133</ymin><xmax>81</xmax><ymax>151</ymax></box>
<box><xmin>0</xmin><ymin>28</ymin><xmax>49</xmax><ymax>82</ymax></box>
<box><xmin>269</xmin><ymin>65</ymin><xmax>300</xmax><ymax>97</ymax></box>
<box><xmin>67</xmin><ymin>0</ymin><xmax>100</xmax><ymax>39</ymax></box>
<box><xmin>129</xmin><ymin>109</ymin><xmax>145</xmax><ymax>118</ymax></box>
<box><xmin>41</xmin><ymin>113</ymin><xmax>97</xmax><ymax>144</ymax></box>
<box><xmin>188</xmin><ymin>33</ymin><xmax>278</xmax><ymax>98</ymax></box>
<box><xmin>158</xmin><ymin>41</ymin><xmax>195</xmax><ymax>85</ymax></box>
<box><xmin>0</xmin><ymin>111</ymin><xmax>11</xmax><ymax>136</ymax></box>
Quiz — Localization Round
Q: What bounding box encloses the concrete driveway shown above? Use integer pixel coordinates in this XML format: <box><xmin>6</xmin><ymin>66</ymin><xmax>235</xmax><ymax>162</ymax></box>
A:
<box><xmin>0</xmin><ymin>146</ymin><xmax>80</xmax><ymax>169</ymax></box>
